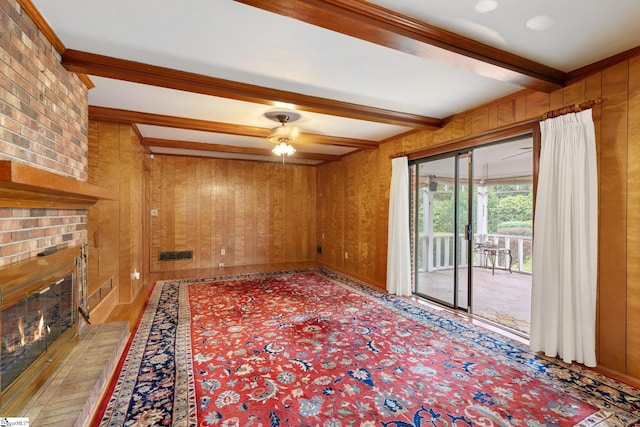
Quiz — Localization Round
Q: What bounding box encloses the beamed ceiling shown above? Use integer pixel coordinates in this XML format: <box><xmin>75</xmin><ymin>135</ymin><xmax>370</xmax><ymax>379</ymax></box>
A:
<box><xmin>26</xmin><ymin>0</ymin><xmax>640</xmax><ymax>165</ymax></box>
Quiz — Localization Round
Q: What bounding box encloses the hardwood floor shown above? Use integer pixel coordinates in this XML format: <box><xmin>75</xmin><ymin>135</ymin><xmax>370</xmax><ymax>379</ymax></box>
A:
<box><xmin>104</xmin><ymin>261</ymin><xmax>321</xmax><ymax>332</ymax></box>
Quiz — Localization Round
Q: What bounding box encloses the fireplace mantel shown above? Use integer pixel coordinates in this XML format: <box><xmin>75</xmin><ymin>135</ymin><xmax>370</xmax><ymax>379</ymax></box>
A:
<box><xmin>0</xmin><ymin>160</ymin><xmax>118</xmax><ymax>208</ymax></box>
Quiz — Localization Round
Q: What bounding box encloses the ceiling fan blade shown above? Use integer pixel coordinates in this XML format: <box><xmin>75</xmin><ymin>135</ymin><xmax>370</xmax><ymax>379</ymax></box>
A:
<box><xmin>501</xmin><ymin>149</ymin><xmax>532</xmax><ymax>160</ymax></box>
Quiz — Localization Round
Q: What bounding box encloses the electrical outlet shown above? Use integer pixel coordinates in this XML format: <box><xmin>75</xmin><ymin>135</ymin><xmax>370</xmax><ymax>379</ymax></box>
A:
<box><xmin>150</xmin><ymin>209</ymin><xmax>158</xmax><ymax>216</ymax></box>
<box><xmin>218</xmin><ymin>262</ymin><xmax>224</xmax><ymax>267</ymax></box>
<box><xmin>221</xmin><ymin>248</ymin><xmax>225</xmax><ymax>255</ymax></box>
<box><xmin>345</xmin><ymin>251</ymin><xmax>349</xmax><ymax>259</ymax></box>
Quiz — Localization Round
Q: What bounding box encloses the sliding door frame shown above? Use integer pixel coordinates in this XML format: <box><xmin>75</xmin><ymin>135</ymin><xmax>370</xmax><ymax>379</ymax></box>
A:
<box><xmin>408</xmin><ymin>121</ymin><xmax>541</xmax><ymax>309</ymax></box>
<box><xmin>407</xmin><ymin>122</ymin><xmax>540</xmax><ymax>184</ymax></box>
<box><xmin>411</xmin><ymin>151</ymin><xmax>473</xmax><ymax>310</ymax></box>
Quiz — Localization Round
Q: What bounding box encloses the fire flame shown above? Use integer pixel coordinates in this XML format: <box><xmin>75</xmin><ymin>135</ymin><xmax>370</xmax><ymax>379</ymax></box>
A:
<box><xmin>6</xmin><ymin>312</ymin><xmax>47</xmax><ymax>352</ymax></box>
<box><xmin>18</xmin><ymin>316</ymin><xmax>25</xmax><ymax>347</ymax></box>
<box><xmin>35</xmin><ymin>310</ymin><xmax>44</xmax><ymax>342</ymax></box>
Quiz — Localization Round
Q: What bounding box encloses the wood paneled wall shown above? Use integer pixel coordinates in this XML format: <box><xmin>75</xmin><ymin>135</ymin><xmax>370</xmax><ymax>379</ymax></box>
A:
<box><xmin>318</xmin><ymin>55</ymin><xmax>640</xmax><ymax>383</ymax></box>
<box><xmin>88</xmin><ymin>121</ymin><xmax>146</xmax><ymax>321</ymax></box>
<box><xmin>149</xmin><ymin>155</ymin><xmax>317</xmax><ymax>272</ymax></box>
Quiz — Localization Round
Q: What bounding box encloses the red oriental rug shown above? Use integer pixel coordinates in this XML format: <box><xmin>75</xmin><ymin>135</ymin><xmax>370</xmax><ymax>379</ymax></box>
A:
<box><xmin>94</xmin><ymin>270</ymin><xmax>640</xmax><ymax>426</ymax></box>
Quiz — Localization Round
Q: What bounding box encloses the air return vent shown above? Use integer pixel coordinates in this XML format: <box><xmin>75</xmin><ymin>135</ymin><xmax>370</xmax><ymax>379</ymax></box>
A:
<box><xmin>159</xmin><ymin>251</ymin><xmax>193</xmax><ymax>261</ymax></box>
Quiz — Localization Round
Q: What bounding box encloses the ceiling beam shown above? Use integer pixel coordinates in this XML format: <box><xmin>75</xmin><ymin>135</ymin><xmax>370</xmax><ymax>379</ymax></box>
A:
<box><xmin>142</xmin><ymin>138</ymin><xmax>341</xmax><ymax>162</ymax></box>
<box><xmin>235</xmin><ymin>0</ymin><xmax>566</xmax><ymax>93</ymax></box>
<box><xmin>65</xmin><ymin>50</ymin><xmax>442</xmax><ymax>129</ymax></box>
<box><xmin>89</xmin><ymin>106</ymin><xmax>379</xmax><ymax>149</ymax></box>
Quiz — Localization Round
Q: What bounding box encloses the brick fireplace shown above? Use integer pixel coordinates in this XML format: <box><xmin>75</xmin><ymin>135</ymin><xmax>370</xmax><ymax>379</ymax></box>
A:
<box><xmin>0</xmin><ymin>245</ymin><xmax>88</xmax><ymax>414</ymax></box>
<box><xmin>0</xmin><ymin>0</ymin><xmax>119</xmax><ymax>417</ymax></box>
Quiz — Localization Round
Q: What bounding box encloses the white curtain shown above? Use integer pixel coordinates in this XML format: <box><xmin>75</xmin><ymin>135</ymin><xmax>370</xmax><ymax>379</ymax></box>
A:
<box><xmin>387</xmin><ymin>156</ymin><xmax>412</xmax><ymax>296</ymax></box>
<box><xmin>530</xmin><ymin>109</ymin><xmax>598</xmax><ymax>367</ymax></box>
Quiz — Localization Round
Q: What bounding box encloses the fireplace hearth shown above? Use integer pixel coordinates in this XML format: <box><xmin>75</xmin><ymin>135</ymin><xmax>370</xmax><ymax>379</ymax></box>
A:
<box><xmin>0</xmin><ymin>246</ymin><xmax>87</xmax><ymax>415</ymax></box>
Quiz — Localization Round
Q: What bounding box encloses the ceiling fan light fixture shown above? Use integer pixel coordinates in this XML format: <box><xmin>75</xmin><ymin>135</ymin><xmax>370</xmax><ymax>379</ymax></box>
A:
<box><xmin>272</xmin><ymin>141</ymin><xmax>296</xmax><ymax>157</ymax></box>
<box><xmin>265</xmin><ymin>112</ymin><xmax>301</xmax><ymax>163</ymax></box>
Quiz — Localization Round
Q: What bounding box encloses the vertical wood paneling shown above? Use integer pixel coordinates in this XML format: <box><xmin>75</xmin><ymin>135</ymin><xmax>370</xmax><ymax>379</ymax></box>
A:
<box><xmin>548</xmin><ymin>89</ymin><xmax>564</xmax><ymax>111</ymax></box>
<box><xmin>173</xmin><ymin>157</ymin><xmax>187</xmax><ymax>255</ymax></box>
<box><xmin>497</xmin><ymin>100</ymin><xmax>515</xmax><ymax>127</ymax></box>
<box><xmin>214</xmin><ymin>160</ymin><xmax>227</xmax><ymax>266</ymax></box>
<box><xmin>195</xmin><ymin>160</ymin><xmax>207</xmax><ymax>268</ymax></box>
<box><xmin>487</xmin><ymin>104</ymin><xmax>498</xmax><ymax>130</ymax></box>
<box><xmin>472</xmin><ymin>108</ymin><xmax>489</xmax><ymax>134</ymax></box>
<box><xmin>87</xmin><ymin>121</ymin><xmax>100</xmax><ymax>291</ymax></box>
<box><xmin>376</xmin><ymin>141</ymin><xmax>395</xmax><ymax>284</ymax></box>
<box><xmin>96</xmin><ymin>123</ymin><xmax>119</xmax><ymax>296</ymax></box>
<box><xmin>149</xmin><ymin>156</ymin><xmax>316</xmax><ymax>271</ymax></box>
<box><xmin>316</xmin><ymin>53</ymin><xmax>640</xmax><ymax>382</ymax></box>
<box><xmin>185</xmin><ymin>158</ymin><xmax>198</xmax><ymax>270</ymax></box>
<box><xmin>584</xmin><ymin>71</ymin><xmax>603</xmax><ymax>358</ymax></box>
<box><xmin>118</xmin><ymin>125</ymin><xmax>131</xmax><ymax>302</ymax></box>
<box><xmin>88</xmin><ymin>121</ymin><xmax>145</xmax><ymax>311</ymax></box>
<box><xmin>255</xmin><ymin>163</ymin><xmax>268</xmax><ymax>264</ymax></box>
<box><xmin>524</xmin><ymin>92</ymin><xmax>549</xmax><ymax>119</ymax></box>
<box><xmin>563</xmin><ymin>80</ymin><xmax>586</xmax><ymax>106</ymax></box>
<box><xmin>307</xmin><ymin>166</ymin><xmax>317</xmax><ymax>259</ymax></box>
<box><xmin>233</xmin><ymin>163</ymin><xmax>246</xmax><ymax>265</ymax></box>
<box><xmin>514</xmin><ymin>97</ymin><xmax>526</xmax><ymax>122</ymax></box>
<box><xmin>585</xmin><ymin>73</ymin><xmax>604</xmax><ymax>170</ymax></box>
<box><xmin>165</xmin><ymin>156</ymin><xmax>176</xmax><ymax>271</ymax></box>
<box><xmin>126</xmin><ymin>129</ymin><xmax>145</xmax><ymax>298</ymax></box>
<box><xmin>627</xmin><ymin>56</ymin><xmax>640</xmax><ymax>378</ymax></box>
<box><xmin>598</xmin><ymin>61</ymin><xmax>629</xmax><ymax>372</ymax></box>
<box><xmin>247</xmin><ymin>164</ymin><xmax>256</xmax><ymax>263</ymax></box>
<box><xmin>150</xmin><ymin>156</ymin><xmax>164</xmax><ymax>272</ymax></box>
<box><xmin>316</xmin><ymin>160</ymin><xmax>345</xmax><ymax>270</ymax></box>
<box><xmin>268</xmin><ymin>165</ymin><xmax>284</xmax><ymax>262</ymax></box>
<box><xmin>345</xmin><ymin>156</ymin><xmax>358</xmax><ymax>272</ymax></box>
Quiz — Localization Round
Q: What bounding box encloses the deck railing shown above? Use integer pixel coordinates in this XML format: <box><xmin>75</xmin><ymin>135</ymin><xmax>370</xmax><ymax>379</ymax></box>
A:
<box><xmin>417</xmin><ymin>233</ymin><xmax>532</xmax><ymax>273</ymax></box>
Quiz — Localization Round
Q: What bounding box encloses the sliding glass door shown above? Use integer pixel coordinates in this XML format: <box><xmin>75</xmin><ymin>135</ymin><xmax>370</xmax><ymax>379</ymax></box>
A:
<box><xmin>410</xmin><ymin>136</ymin><xmax>534</xmax><ymax>336</ymax></box>
<box><xmin>411</xmin><ymin>152</ymin><xmax>471</xmax><ymax>310</ymax></box>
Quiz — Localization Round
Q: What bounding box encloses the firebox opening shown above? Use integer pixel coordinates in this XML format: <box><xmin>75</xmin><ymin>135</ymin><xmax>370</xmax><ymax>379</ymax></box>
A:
<box><xmin>0</xmin><ymin>246</ymin><xmax>85</xmax><ymax>415</ymax></box>
<box><xmin>1</xmin><ymin>271</ymin><xmax>75</xmax><ymax>391</ymax></box>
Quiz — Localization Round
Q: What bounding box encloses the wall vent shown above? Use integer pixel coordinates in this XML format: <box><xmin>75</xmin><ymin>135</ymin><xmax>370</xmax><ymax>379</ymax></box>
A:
<box><xmin>159</xmin><ymin>251</ymin><xmax>193</xmax><ymax>261</ymax></box>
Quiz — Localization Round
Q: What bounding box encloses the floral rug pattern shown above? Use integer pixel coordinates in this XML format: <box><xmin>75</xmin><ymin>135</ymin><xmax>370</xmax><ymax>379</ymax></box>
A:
<box><xmin>96</xmin><ymin>269</ymin><xmax>640</xmax><ymax>426</ymax></box>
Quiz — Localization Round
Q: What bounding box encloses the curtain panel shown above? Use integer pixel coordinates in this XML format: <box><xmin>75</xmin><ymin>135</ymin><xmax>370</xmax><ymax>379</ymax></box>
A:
<box><xmin>387</xmin><ymin>156</ymin><xmax>412</xmax><ymax>296</ymax></box>
<box><xmin>530</xmin><ymin>109</ymin><xmax>598</xmax><ymax>367</ymax></box>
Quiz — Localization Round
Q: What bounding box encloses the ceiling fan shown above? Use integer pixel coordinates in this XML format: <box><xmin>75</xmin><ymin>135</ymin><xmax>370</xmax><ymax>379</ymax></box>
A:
<box><xmin>501</xmin><ymin>146</ymin><xmax>533</xmax><ymax>161</ymax></box>
<box><xmin>265</xmin><ymin>111</ymin><xmax>301</xmax><ymax>163</ymax></box>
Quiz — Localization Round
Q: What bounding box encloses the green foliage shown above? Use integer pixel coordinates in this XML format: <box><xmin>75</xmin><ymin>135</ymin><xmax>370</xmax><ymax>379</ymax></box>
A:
<box><xmin>497</xmin><ymin>220</ymin><xmax>532</xmax><ymax>229</ymax></box>
<box><xmin>497</xmin><ymin>227</ymin><xmax>532</xmax><ymax>236</ymax></box>
<box><xmin>432</xmin><ymin>193</ymin><xmax>454</xmax><ymax>233</ymax></box>
<box><xmin>497</xmin><ymin>220</ymin><xmax>532</xmax><ymax>236</ymax></box>
<box><xmin>487</xmin><ymin>192</ymin><xmax>532</xmax><ymax>233</ymax></box>
<box><xmin>418</xmin><ymin>184</ymin><xmax>532</xmax><ymax>235</ymax></box>
<box><xmin>432</xmin><ymin>190</ymin><xmax>469</xmax><ymax>233</ymax></box>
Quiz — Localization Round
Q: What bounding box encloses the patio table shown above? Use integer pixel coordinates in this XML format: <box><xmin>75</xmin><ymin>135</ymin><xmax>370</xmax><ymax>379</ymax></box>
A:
<box><xmin>475</xmin><ymin>243</ymin><xmax>512</xmax><ymax>275</ymax></box>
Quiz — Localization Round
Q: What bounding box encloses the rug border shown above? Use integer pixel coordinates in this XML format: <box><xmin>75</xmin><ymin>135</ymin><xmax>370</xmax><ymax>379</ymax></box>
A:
<box><xmin>89</xmin><ymin>280</ymin><xmax>159</xmax><ymax>427</ymax></box>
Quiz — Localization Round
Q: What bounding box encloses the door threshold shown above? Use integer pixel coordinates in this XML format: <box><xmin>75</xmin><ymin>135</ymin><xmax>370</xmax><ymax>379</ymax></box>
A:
<box><xmin>410</xmin><ymin>295</ymin><xmax>529</xmax><ymax>346</ymax></box>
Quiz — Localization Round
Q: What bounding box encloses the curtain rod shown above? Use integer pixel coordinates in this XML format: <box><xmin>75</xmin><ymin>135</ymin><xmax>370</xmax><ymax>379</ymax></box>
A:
<box><xmin>390</xmin><ymin>151</ymin><xmax>408</xmax><ymax>159</ymax></box>
<box><xmin>389</xmin><ymin>97</ymin><xmax>607</xmax><ymax>159</ymax></box>
<box><xmin>542</xmin><ymin>97</ymin><xmax>607</xmax><ymax>120</ymax></box>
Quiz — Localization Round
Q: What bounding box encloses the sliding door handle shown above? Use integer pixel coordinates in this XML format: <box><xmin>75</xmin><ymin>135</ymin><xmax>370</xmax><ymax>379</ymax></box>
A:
<box><xmin>464</xmin><ymin>224</ymin><xmax>473</xmax><ymax>241</ymax></box>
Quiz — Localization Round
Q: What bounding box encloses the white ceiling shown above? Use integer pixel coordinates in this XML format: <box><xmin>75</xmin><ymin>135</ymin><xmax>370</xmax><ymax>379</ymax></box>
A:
<box><xmin>31</xmin><ymin>0</ymin><xmax>640</xmax><ymax>165</ymax></box>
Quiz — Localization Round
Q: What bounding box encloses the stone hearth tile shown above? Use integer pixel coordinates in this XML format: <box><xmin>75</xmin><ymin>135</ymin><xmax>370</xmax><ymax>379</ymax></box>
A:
<box><xmin>19</xmin><ymin>321</ymin><xmax>129</xmax><ymax>427</ymax></box>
